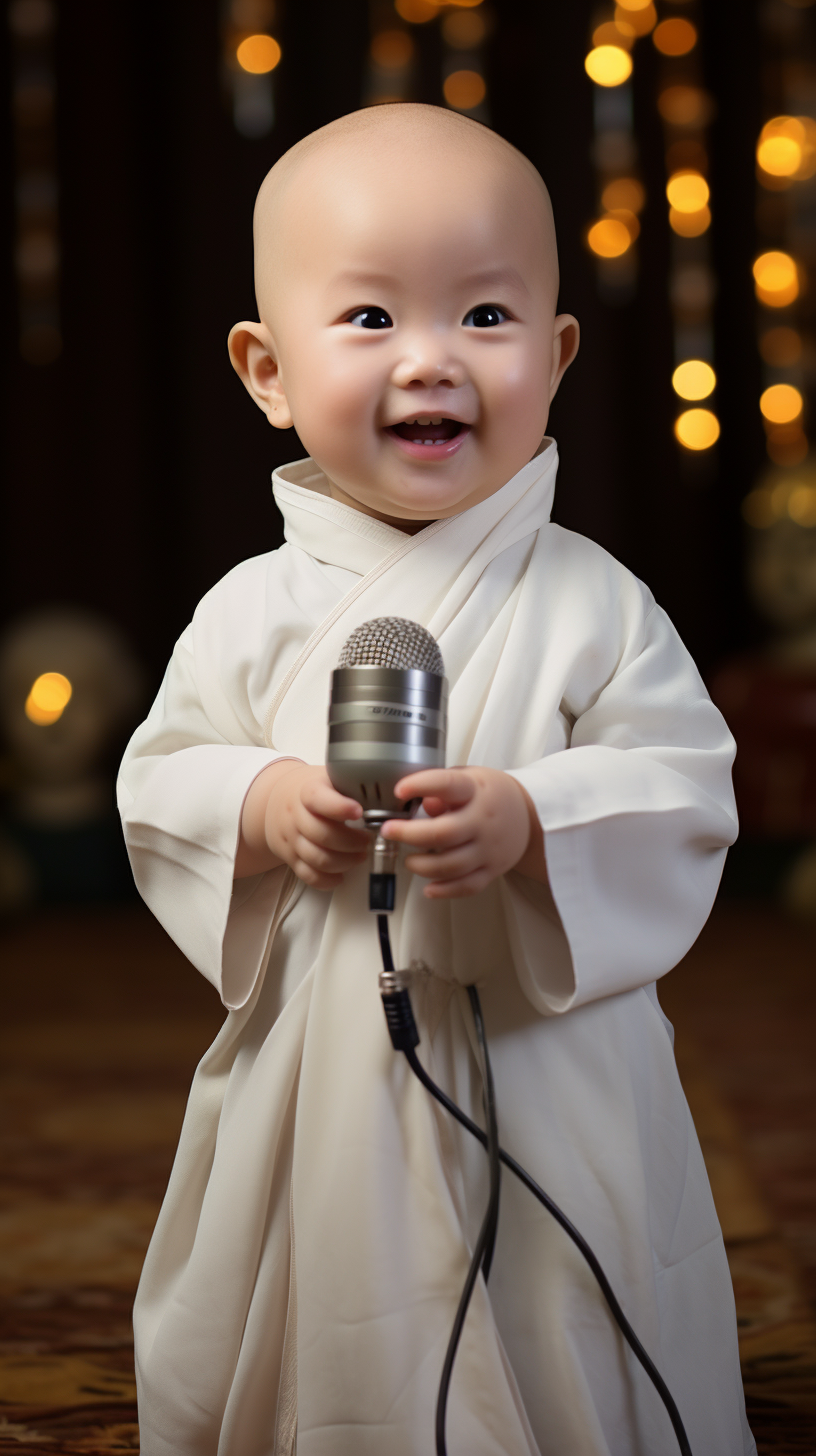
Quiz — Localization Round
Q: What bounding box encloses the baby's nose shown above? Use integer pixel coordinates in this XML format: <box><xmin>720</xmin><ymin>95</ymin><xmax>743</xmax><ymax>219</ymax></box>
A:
<box><xmin>390</xmin><ymin>340</ymin><xmax>466</xmax><ymax>390</ymax></box>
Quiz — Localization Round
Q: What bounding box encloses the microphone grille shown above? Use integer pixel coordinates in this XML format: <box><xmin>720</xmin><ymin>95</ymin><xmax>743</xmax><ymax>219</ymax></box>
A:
<box><xmin>338</xmin><ymin>617</ymin><xmax>445</xmax><ymax>676</ymax></box>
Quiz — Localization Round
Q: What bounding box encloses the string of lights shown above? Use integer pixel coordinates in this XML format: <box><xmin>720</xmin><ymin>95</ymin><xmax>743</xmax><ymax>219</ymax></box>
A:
<box><xmin>655</xmin><ymin>4</ymin><xmax>720</xmax><ymax>458</ymax></box>
<box><xmin>366</xmin><ymin>1</ymin><xmax>416</xmax><ymax>107</ymax></box>
<box><xmin>584</xmin><ymin>0</ymin><xmax>653</xmax><ymax>305</ymax></box>
<box><xmin>366</xmin><ymin>0</ymin><xmax>490</xmax><ymax>120</ymax></box>
<box><xmin>743</xmin><ymin>0</ymin><xmax>816</xmax><ymax>531</ymax></box>
<box><xmin>584</xmin><ymin>2</ymin><xmax>720</xmax><ymax>457</ymax></box>
<box><xmin>440</xmin><ymin>1</ymin><xmax>489</xmax><ymax>121</ymax></box>
<box><xmin>221</xmin><ymin>0</ymin><xmax>282</xmax><ymax>140</ymax></box>
<box><xmin>10</xmin><ymin>0</ymin><xmax>61</xmax><ymax>366</ymax></box>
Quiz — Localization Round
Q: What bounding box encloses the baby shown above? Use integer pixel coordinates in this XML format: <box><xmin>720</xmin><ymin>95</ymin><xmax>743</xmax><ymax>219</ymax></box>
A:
<box><xmin>119</xmin><ymin>104</ymin><xmax>755</xmax><ymax>1455</ymax></box>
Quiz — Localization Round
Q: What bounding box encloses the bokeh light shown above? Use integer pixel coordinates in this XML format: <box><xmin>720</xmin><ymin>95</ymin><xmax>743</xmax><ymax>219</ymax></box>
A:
<box><xmin>766</xmin><ymin>425</ymin><xmax>808</xmax><ymax>466</ymax></box>
<box><xmin>666</xmin><ymin>171</ymin><xmax>710</xmax><ymax>212</ymax></box>
<box><xmin>789</xmin><ymin>485</ymin><xmax>816</xmax><ymax>524</ymax></box>
<box><xmin>25</xmin><ymin>671</ymin><xmax>72</xmax><ymax>726</ymax></box>
<box><xmin>601</xmin><ymin>177</ymin><xmax>645</xmax><ymax>213</ymax></box>
<box><xmin>657</xmin><ymin>85</ymin><xmax>712</xmax><ymax>127</ymax></box>
<box><xmin>672</xmin><ymin>360</ymin><xmax>716</xmax><ymax>400</ymax></box>
<box><xmin>795</xmin><ymin>117</ymin><xmax>816</xmax><ymax>178</ymax></box>
<box><xmin>755</xmin><ymin>116</ymin><xmax>816</xmax><ymax>183</ymax></box>
<box><xmin>674</xmin><ymin>409</ymin><xmax>720</xmax><ymax>450</ymax></box>
<box><xmin>653</xmin><ymin>18</ymin><xmax>697</xmax><ymax>55</ymax></box>
<box><xmin>443</xmin><ymin>69</ymin><xmax>485</xmax><ymax>109</ymax></box>
<box><xmin>370</xmin><ymin>30</ymin><xmax>414</xmax><ymax>67</ymax></box>
<box><xmin>669</xmin><ymin>205</ymin><xmax>711</xmax><ymax>237</ymax></box>
<box><xmin>615</xmin><ymin>2</ymin><xmax>656</xmax><ymax>35</ymax></box>
<box><xmin>441</xmin><ymin>10</ymin><xmax>486</xmax><ymax>45</ymax></box>
<box><xmin>593</xmin><ymin>20</ymin><xmax>635</xmax><ymax>50</ymax></box>
<box><xmin>757</xmin><ymin>120</ymin><xmax>804</xmax><ymax>177</ymax></box>
<box><xmin>742</xmin><ymin>477</ymin><xmax>816</xmax><ymax>526</ymax></box>
<box><xmin>584</xmin><ymin>45</ymin><xmax>633</xmax><ymax>87</ymax></box>
<box><xmin>753</xmin><ymin>251</ymin><xmax>800</xmax><ymax>307</ymax></box>
<box><xmin>587</xmin><ymin>216</ymin><xmax>633</xmax><ymax>257</ymax></box>
<box><xmin>746</xmin><ymin>474</ymin><xmax>816</xmax><ymax>532</ymax></box>
<box><xmin>615</xmin><ymin>0</ymin><xmax>652</xmax><ymax>10</ymax></box>
<box><xmin>760</xmin><ymin>383</ymin><xmax>804</xmax><ymax>424</ymax></box>
<box><xmin>394</xmin><ymin>0</ymin><xmax>439</xmax><ymax>21</ymax></box>
<box><xmin>760</xmin><ymin>326</ymin><xmax>803</xmax><ymax>366</ymax></box>
<box><xmin>236</xmin><ymin>34</ymin><xmax>281</xmax><ymax>73</ymax></box>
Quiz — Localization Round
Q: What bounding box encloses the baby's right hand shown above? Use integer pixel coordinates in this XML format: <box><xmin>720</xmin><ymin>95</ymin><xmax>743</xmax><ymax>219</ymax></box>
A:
<box><xmin>237</xmin><ymin>761</ymin><xmax>368</xmax><ymax>888</ymax></box>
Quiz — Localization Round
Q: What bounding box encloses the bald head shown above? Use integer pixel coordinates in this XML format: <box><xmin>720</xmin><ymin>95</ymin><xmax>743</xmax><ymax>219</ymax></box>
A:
<box><xmin>228</xmin><ymin>101</ymin><xmax>578</xmax><ymax>528</ymax></box>
<box><xmin>252</xmin><ymin>104</ymin><xmax>558</xmax><ymax>327</ymax></box>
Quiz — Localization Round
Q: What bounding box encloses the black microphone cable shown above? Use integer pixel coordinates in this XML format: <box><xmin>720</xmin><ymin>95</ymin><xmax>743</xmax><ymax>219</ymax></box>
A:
<box><xmin>376</xmin><ymin>913</ymin><xmax>501</xmax><ymax>1456</ymax></box>
<box><xmin>433</xmin><ymin>984</ymin><xmax>501</xmax><ymax>1456</ymax></box>
<box><xmin>375</xmin><ymin>912</ymin><xmax>693</xmax><ymax>1456</ymax></box>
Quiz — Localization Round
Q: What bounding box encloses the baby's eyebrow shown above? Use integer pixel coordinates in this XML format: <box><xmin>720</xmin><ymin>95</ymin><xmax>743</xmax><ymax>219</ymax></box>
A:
<box><xmin>458</xmin><ymin>266</ymin><xmax>530</xmax><ymax>296</ymax></box>
<box><xmin>327</xmin><ymin>265</ymin><xmax>529</xmax><ymax>296</ymax></box>
<box><xmin>330</xmin><ymin>269</ymin><xmax>400</xmax><ymax>290</ymax></box>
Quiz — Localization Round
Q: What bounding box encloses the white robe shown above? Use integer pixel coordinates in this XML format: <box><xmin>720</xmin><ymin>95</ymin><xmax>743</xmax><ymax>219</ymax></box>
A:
<box><xmin>118</xmin><ymin>442</ymin><xmax>755</xmax><ymax>1456</ymax></box>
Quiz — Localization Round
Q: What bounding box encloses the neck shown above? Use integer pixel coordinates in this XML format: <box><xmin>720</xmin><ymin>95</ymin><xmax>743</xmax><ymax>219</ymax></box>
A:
<box><xmin>325</xmin><ymin>477</ymin><xmax>434</xmax><ymax>535</ymax></box>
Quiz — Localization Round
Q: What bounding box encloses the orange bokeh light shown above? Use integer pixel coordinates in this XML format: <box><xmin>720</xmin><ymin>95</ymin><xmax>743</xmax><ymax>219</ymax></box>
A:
<box><xmin>753</xmin><ymin>251</ymin><xmax>800</xmax><ymax>307</ymax></box>
<box><xmin>25</xmin><ymin>671</ymin><xmax>72</xmax><ymax>726</ymax></box>
<box><xmin>587</xmin><ymin>216</ymin><xmax>633</xmax><ymax>258</ymax></box>
<box><xmin>601</xmin><ymin>177</ymin><xmax>645</xmax><ymax>213</ymax></box>
<box><xmin>443</xmin><ymin>69</ymin><xmax>486</xmax><ymax>110</ymax></box>
<box><xmin>370</xmin><ymin>30</ymin><xmax>414</xmax><ymax>67</ymax></box>
<box><xmin>675</xmin><ymin>409</ymin><xmax>720</xmax><ymax>450</ymax></box>
<box><xmin>236</xmin><ymin>34</ymin><xmax>281</xmax><ymax>73</ymax></box>
<box><xmin>760</xmin><ymin>383</ymin><xmax>804</xmax><ymax>424</ymax></box>
<box><xmin>653</xmin><ymin>18</ymin><xmax>697</xmax><ymax>55</ymax></box>
<box><xmin>584</xmin><ymin>45</ymin><xmax>633</xmax><ymax>86</ymax></box>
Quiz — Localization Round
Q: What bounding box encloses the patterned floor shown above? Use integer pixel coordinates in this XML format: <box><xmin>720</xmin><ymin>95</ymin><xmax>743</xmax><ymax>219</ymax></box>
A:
<box><xmin>0</xmin><ymin>901</ymin><xmax>814</xmax><ymax>1454</ymax></box>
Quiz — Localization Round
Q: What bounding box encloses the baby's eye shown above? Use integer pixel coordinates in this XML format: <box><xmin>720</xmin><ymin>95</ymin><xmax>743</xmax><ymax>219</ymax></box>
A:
<box><xmin>463</xmin><ymin>304</ymin><xmax>508</xmax><ymax>328</ymax></box>
<box><xmin>346</xmin><ymin>306</ymin><xmax>393</xmax><ymax>329</ymax></box>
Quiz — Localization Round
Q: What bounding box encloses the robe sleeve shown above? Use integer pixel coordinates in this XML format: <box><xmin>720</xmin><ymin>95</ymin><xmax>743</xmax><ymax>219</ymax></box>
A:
<box><xmin>503</xmin><ymin>600</ymin><xmax>737</xmax><ymax>1016</ymax></box>
<box><xmin>117</xmin><ymin>622</ymin><xmax>300</xmax><ymax>1009</ymax></box>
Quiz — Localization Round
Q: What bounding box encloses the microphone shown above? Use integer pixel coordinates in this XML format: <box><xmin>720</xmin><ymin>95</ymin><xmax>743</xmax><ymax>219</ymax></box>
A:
<box><xmin>326</xmin><ymin>617</ymin><xmax>448</xmax><ymax>911</ymax></box>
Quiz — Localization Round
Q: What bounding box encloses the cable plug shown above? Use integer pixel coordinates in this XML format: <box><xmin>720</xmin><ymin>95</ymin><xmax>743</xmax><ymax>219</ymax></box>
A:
<box><xmin>379</xmin><ymin>968</ymin><xmax>420</xmax><ymax>1051</ymax></box>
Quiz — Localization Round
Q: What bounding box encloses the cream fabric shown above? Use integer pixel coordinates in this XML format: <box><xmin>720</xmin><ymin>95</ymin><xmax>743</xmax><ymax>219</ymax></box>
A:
<box><xmin>118</xmin><ymin>442</ymin><xmax>755</xmax><ymax>1456</ymax></box>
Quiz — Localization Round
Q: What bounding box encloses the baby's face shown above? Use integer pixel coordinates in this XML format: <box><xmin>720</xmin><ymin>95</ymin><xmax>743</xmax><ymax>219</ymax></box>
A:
<box><xmin>242</xmin><ymin>133</ymin><xmax>576</xmax><ymax>529</ymax></box>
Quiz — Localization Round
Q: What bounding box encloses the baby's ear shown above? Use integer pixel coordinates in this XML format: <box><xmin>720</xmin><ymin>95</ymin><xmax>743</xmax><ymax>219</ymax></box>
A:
<box><xmin>549</xmin><ymin>314</ymin><xmax>580</xmax><ymax>401</ymax></box>
<box><xmin>227</xmin><ymin>321</ymin><xmax>294</xmax><ymax>429</ymax></box>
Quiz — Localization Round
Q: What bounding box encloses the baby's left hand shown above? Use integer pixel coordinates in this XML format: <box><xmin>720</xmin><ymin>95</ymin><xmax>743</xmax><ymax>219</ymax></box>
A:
<box><xmin>382</xmin><ymin>767</ymin><xmax>536</xmax><ymax>899</ymax></box>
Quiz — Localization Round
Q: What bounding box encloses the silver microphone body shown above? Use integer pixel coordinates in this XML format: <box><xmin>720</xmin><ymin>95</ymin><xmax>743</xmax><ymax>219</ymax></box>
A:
<box><xmin>326</xmin><ymin>620</ymin><xmax>448</xmax><ymax>828</ymax></box>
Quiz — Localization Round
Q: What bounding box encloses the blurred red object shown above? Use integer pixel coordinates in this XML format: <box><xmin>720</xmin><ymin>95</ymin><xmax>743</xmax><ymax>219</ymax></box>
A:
<box><xmin>710</xmin><ymin>657</ymin><xmax>816</xmax><ymax>837</ymax></box>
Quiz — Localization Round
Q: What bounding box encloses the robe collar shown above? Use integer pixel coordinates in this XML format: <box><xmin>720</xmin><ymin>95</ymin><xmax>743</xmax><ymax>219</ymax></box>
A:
<box><xmin>265</xmin><ymin>442</ymin><xmax>559</xmax><ymax>752</ymax></box>
<box><xmin>272</xmin><ymin>441</ymin><xmax>558</xmax><ymax>579</ymax></box>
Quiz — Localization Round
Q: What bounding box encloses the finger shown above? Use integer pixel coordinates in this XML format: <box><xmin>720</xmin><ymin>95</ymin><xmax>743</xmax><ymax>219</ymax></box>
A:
<box><xmin>394</xmin><ymin>769</ymin><xmax>475</xmax><ymax>807</ymax></box>
<box><xmin>303</xmin><ymin>779</ymin><xmax>363</xmax><ymax>822</ymax></box>
<box><xmin>381</xmin><ymin>813</ymin><xmax>474</xmax><ymax>851</ymax></box>
<box><xmin>291</xmin><ymin>858</ymin><xmax>347</xmax><ymax>891</ymax></box>
<box><xmin>404</xmin><ymin>843</ymin><xmax>479</xmax><ymax>880</ymax></box>
<box><xmin>422</xmin><ymin>867</ymin><xmax>494</xmax><ymax>899</ymax></box>
<box><xmin>296</xmin><ymin>811</ymin><xmax>370</xmax><ymax>854</ymax></box>
<box><xmin>293</xmin><ymin>834</ymin><xmax>369</xmax><ymax>874</ymax></box>
<box><xmin>418</xmin><ymin>796</ymin><xmax>449</xmax><ymax>818</ymax></box>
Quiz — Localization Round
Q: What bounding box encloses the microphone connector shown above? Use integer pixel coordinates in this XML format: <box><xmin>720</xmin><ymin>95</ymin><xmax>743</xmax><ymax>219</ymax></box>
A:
<box><xmin>379</xmin><ymin>967</ymin><xmax>420</xmax><ymax>1052</ymax></box>
<box><xmin>369</xmin><ymin>831</ymin><xmax>399</xmax><ymax>912</ymax></box>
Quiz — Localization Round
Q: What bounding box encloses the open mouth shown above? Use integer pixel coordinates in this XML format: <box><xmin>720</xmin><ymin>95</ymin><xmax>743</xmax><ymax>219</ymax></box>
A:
<box><xmin>385</xmin><ymin>417</ymin><xmax>471</xmax><ymax>458</ymax></box>
<box><xmin>390</xmin><ymin>417</ymin><xmax>466</xmax><ymax>444</ymax></box>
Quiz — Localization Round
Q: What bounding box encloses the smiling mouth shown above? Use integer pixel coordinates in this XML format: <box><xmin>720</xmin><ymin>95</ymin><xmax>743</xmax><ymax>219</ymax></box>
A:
<box><xmin>388</xmin><ymin>418</ymin><xmax>469</xmax><ymax>445</ymax></box>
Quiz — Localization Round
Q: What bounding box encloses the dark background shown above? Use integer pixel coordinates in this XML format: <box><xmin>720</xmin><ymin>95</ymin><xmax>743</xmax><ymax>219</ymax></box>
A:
<box><xmin>1</xmin><ymin>0</ymin><xmax>777</xmax><ymax>691</ymax></box>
